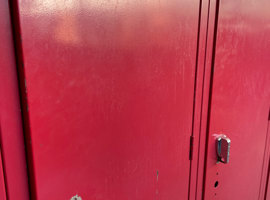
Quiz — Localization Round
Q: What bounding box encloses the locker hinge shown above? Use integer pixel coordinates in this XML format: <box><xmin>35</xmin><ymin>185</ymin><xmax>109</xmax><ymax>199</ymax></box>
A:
<box><xmin>189</xmin><ymin>136</ymin><xmax>194</xmax><ymax>160</ymax></box>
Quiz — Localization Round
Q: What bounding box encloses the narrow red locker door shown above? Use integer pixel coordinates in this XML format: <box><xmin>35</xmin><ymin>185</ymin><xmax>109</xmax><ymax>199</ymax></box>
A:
<box><xmin>203</xmin><ymin>0</ymin><xmax>270</xmax><ymax>199</ymax></box>
<box><xmin>14</xmin><ymin>0</ymin><xmax>200</xmax><ymax>199</ymax></box>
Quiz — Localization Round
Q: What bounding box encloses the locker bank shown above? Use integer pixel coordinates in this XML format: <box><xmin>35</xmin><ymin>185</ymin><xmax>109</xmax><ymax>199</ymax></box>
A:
<box><xmin>0</xmin><ymin>0</ymin><xmax>269</xmax><ymax>199</ymax></box>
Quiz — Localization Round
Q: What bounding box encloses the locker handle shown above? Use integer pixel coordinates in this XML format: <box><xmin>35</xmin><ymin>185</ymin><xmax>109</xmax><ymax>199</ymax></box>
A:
<box><xmin>216</xmin><ymin>135</ymin><xmax>231</xmax><ymax>164</ymax></box>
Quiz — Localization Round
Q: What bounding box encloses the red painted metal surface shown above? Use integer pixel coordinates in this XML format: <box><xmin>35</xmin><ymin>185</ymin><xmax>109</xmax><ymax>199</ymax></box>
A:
<box><xmin>263</xmin><ymin>118</ymin><xmax>270</xmax><ymax>200</ymax></box>
<box><xmin>259</xmin><ymin>114</ymin><xmax>270</xmax><ymax>200</ymax></box>
<box><xmin>267</xmin><ymin>175</ymin><xmax>270</xmax><ymax>200</ymax></box>
<box><xmin>0</xmin><ymin>0</ymin><xmax>30</xmax><ymax>199</ymax></box>
<box><xmin>203</xmin><ymin>0</ymin><xmax>270</xmax><ymax>199</ymax></box>
<box><xmin>189</xmin><ymin>0</ymin><xmax>218</xmax><ymax>199</ymax></box>
<box><xmin>15</xmin><ymin>0</ymin><xmax>200</xmax><ymax>199</ymax></box>
<box><xmin>0</xmin><ymin>150</ymin><xmax>6</xmax><ymax>200</ymax></box>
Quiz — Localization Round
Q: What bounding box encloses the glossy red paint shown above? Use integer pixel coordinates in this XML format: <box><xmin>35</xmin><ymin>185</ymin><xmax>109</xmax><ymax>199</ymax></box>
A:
<box><xmin>262</xmin><ymin>118</ymin><xmax>270</xmax><ymax>200</ymax></box>
<box><xmin>267</xmin><ymin>175</ymin><xmax>270</xmax><ymax>200</ymax></box>
<box><xmin>189</xmin><ymin>0</ymin><xmax>218</xmax><ymax>199</ymax></box>
<box><xmin>0</xmin><ymin>0</ymin><xmax>30</xmax><ymax>199</ymax></box>
<box><xmin>203</xmin><ymin>0</ymin><xmax>270</xmax><ymax>199</ymax></box>
<box><xmin>0</xmin><ymin>151</ymin><xmax>6</xmax><ymax>200</ymax></box>
<box><xmin>15</xmin><ymin>0</ymin><xmax>200</xmax><ymax>199</ymax></box>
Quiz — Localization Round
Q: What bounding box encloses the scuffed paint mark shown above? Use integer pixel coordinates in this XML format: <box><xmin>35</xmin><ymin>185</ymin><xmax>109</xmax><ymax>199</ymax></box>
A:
<box><xmin>156</xmin><ymin>170</ymin><xmax>159</xmax><ymax>196</ymax></box>
<box><xmin>24</xmin><ymin>79</ymin><xmax>27</xmax><ymax>94</ymax></box>
<box><xmin>70</xmin><ymin>194</ymin><xmax>82</xmax><ymax>200</ymax></box>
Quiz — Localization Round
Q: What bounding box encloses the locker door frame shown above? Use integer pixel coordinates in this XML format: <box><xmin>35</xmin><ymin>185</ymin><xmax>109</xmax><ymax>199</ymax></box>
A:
<box><xmin>188</xmin><ymin>0</ymin><xmax>217</xmax><ymax>199</ymax></box>
<box><xmin>0</xmin><ymin>0</ymin><xmax>30</xmax><ymax>199</ymax></box>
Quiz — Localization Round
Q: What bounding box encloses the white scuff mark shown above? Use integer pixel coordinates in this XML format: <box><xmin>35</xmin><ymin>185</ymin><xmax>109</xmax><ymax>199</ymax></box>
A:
<box><xmin>70</xmin><ymin>194</ymin><xmax>82</xmax><ymax>200</ymax></box>
<box><xmin>212</xmin><ymin>133</ymin><xmax>224</xmax><ymax>139</ymax></box>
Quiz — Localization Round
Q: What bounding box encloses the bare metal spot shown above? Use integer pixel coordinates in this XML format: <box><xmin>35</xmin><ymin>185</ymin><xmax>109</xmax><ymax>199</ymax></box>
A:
<box><xmin>70</xmin><ymin>195</ymin><xmax>82</xmax><ymax>200</ymax></box>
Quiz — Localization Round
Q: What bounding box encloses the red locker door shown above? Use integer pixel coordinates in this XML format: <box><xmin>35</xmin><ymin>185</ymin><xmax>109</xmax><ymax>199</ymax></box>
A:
<box><xmin>203</xmin><ymin>0</ymin><xmax>270</xmax><ymax>199</ymax></box>
<box><xmin>14</xmin><ymin>0</ymin><xmax>200</xmax><ymax>199</ymax></box>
